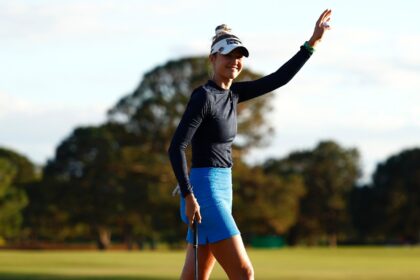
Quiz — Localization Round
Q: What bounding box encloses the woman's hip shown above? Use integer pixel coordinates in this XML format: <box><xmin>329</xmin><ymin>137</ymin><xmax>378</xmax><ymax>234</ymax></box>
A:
<box><xmin>189</xmin><ymin>167</ymin><xmax>233</xmax><ymax>206</ymax></box>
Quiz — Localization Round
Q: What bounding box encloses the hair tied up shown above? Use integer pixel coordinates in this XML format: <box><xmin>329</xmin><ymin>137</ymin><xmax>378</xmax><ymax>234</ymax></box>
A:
<box><xmin>215</xmin><ymin>24</ymin><xmax>232</xmax><ymax>37</ymax></box>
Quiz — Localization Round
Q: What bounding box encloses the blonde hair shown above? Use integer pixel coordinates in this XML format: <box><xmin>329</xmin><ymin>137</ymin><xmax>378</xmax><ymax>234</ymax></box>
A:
<box><xmin>212</xmin><ymin>24</ymin><xmax>233</xmax><ymax>44</ymax></box>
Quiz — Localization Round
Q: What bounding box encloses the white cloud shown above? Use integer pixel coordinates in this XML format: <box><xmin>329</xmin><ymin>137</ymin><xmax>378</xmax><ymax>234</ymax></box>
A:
<box><xmin>1</xmin><ymin>1</ymin><xmax>130</xmax><ymax>41</ymax></box>
<box><xmin>0</xmin><ymin>90</ymin><xmax>107</xmax><ymax>164</ymax></box>
<box><xmin>0</xmin><ymin>0</ymin><xmax>213</xmax><ymax>42</ymax></box>
<box><xmin>0</xmin><ymin>89</ymin><xmax>35</xmax><ymax>116</ymax></box>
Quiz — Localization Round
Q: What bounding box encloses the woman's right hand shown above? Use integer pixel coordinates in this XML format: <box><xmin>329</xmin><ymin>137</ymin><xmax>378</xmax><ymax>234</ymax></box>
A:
<box><xmin>185</xmin><ymin>193</ymin><xmax>202</xmax><ymax>227</ymax></box>
<box><xmin>308</xmin><ymin>9</ymin><xmax>332</xmax><ymax>48</ymax></box>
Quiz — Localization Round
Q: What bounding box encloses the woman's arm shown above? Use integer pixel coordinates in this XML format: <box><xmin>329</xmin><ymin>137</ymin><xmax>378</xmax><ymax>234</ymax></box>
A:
<box><xmin>168</xmin><ymin>90</ymin><xmax>210</xmax><ymax>198</ymax></box>
<box><xmin>233</xmin><ymin>46</ymin><xmax>312</xmax><ymax>103</ymax></box>
<box><xmin>233</xmin><ymin>9</ymin><xmax>332</xmax><ymax>103</ymax></box>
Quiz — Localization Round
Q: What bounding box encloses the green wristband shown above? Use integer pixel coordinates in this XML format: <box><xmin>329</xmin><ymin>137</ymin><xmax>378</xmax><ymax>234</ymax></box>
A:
<box><xmin>303</xmin><ymin>41</ymin><xmax>315</xmax><ymax>54</ymax></box>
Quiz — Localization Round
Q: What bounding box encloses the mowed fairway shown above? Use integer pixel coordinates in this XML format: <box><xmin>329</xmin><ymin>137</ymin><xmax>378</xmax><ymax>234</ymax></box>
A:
<box><xmin>0</xmin><ymin>247</ymin><xmax>419</xmax><ymax>279</ymax></box>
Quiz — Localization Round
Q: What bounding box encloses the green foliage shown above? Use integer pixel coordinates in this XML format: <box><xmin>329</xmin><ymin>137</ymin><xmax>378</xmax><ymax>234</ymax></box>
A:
<box><xmin>233</xmin><ymin>160</ymin><xmax>305</xmax><ymax>239</ymax></box>
<box><xmin>349</xmin><ymin>184</ymin><xmax>378</xmax><ymax>242</ymax></box>
<box><xmin>264</xmin><ymin>141</ymin><xmax>361</xmax><ymax>246</ymax></box>
<box><xmin>32</xmin><ymin>125</ymin><xmax>125</xmax><ymax>246</ymax></box>
<box><xmin>0</xmin><ymin>147</ymin><xmax>36</xmax><ymax>240</ymax></box>
<box><xmin>369</xmin><ymin>148</ymin><xmax>420</xmax><ymax>243</ymax></box>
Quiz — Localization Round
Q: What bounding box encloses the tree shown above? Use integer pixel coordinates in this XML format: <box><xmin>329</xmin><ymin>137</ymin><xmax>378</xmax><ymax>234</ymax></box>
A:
<box><xmin>39</xmin><ymin>125</ymin><xmax>123</xmax><ymax>249</ymax></box>
<box><xmin>370</xmin><ymin>148</ymin><xmax>420</xmax><ymax>243</ymax></box>
<box><xmin>349</xmin><ymin>184</ymin><xmax>378</xmax><ymax>243</ymax></box>
<box><xmin>233</xmin><ymin>160</ymin><xmax>305</xmax><ymax>242</ymax></box>
<box><xmin>107</xmin><ymin>56</ymin><xmax>274</xmax><ymax>154</ymax></box>
<box><xmin>263</xmin><ymin>150</ymin><xmax>313</xmax><ymax>245</ymax></box>
<box><xmin>0</xmin><ymin>147</ymin><xmax>37</xmax><ymax>242</ymax></box>
<box><xmin>264</xmin><ymin>140</ymin><xmax>361</xmax><ymax>246</ymax></box>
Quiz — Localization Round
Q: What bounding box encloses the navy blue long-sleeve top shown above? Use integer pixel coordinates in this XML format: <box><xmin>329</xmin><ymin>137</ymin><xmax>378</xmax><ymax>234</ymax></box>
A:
<box><xmin>168</xmin><ymin>45</ymin><xmax>312</xmax><ymax>197</ymax></box>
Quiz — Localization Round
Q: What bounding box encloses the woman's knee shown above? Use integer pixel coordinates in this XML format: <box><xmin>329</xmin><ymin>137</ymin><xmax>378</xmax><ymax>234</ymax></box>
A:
<box><xmin>239</xmin><ymin>263</ymin><xmax>254</xmax><ymax>280</ymax></box>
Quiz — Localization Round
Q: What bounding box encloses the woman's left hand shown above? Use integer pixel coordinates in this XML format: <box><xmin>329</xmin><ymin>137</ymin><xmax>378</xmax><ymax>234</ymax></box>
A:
<box><xmin>308</xmin><ymin>9</ymin><xmax>332</xmax><ymax>48</ymax></box>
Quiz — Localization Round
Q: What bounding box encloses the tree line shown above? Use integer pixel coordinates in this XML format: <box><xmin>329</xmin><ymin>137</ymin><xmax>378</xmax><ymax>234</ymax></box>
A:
<box><xmin>1</xmin><ymin>56</ymin><xmax>419</xmax><ymax>249</ymax></box>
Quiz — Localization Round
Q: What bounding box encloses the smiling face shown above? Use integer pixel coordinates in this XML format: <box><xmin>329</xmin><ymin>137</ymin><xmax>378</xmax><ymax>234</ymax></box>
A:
<box><xmin>210</xmin><ymin>48</ymin><xmax>244</xmax><ymax>82</ymax></box>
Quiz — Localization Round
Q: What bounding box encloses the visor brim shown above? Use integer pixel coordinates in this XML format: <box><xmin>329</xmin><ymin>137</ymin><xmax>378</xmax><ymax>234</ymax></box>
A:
<box><xmin>219</xmin><ymin>45</ymin><xmax>249</xmax><ymax>57</ymax></box>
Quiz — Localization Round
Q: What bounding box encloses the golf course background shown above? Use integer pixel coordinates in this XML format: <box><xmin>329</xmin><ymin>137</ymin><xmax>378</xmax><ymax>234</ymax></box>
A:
<box><xmin>1</xmin><ymin>247</ymin><xmax>419</xmax><ymax>280</ymax></box>
<box><xmin>1</xmin><ymin>5</ymin><xmax>420</xmax><ymax>280</ymax></box>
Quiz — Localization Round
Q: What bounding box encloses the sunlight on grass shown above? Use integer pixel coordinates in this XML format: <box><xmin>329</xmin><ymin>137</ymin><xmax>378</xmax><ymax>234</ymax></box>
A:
<box><xmin>0</xmin><ymin>247</ymin><xmax>419</xmax><ymax>279</ymax></box>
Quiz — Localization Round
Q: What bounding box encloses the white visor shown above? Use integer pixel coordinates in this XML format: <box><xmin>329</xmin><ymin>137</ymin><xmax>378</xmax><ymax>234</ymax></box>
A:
<box><xmin>210</xmin><ymin>37</ymin><xmax>249</xmax><ymax>57</ymax></box>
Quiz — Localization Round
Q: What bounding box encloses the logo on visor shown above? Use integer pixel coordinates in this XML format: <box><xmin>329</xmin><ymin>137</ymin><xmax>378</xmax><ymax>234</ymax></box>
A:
<box><xmin>218</xmin><ymin>47</ymin><xmax>224</xmax><ymax>52</ymax></box>
<box><xmin>226</xmin><ymin>38</ymin><xmax>241</xmax><ymax>45</ymax></box>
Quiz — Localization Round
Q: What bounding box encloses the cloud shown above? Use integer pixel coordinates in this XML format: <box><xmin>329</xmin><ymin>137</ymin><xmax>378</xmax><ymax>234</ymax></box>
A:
<box><xmin>0</xmin><ymin>0</ymin><xmax>212</xmax><ymax>42</ymax></box>
<box><xmin>0</xmin><ymin>89</ymin><xmax>34</xmax><ymax>116</ymax></box>
<box><xmin>241</xmin><ymin>25</ymin><xmax>420</xmax><ymax>129</ymax></box>
<box><xmin>0</xmin><ymin>90</ymin><xmax>107</xmax><ymax>164</ymax></box>
<box><xmin>1</xmin><ymin>1</ymin><xmax>130</xmax><ymax>41</ymax></box>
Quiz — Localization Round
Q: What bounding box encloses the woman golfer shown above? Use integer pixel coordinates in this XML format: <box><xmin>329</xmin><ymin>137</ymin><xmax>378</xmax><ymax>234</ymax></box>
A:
<box><xmin>169</xmin><ymin>9</ymin><xmax>332</xmax><ymax>280</ymax></box>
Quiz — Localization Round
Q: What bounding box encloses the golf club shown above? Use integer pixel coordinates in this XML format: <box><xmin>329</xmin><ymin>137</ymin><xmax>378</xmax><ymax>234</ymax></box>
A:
<box><xmin>193</xmin><ymin>219</ymin><xmax>198</xmax><ymax>280</ymax></box>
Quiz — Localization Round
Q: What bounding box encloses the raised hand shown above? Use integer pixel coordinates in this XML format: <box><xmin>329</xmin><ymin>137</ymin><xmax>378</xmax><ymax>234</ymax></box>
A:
<box><xmin>308</xmin><ymin>9</ymin><xmax>332</xmax><ymax>48</ymax></box>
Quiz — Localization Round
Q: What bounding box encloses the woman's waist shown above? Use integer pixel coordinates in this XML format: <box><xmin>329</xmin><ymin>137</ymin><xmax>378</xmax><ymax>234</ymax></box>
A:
<box><xmin>189</xmin><ymin>167</ymin><xmax>232</xmax><ymax>193</ymax></box>
<box><xmin>190</xmin><ymin>166</ymin><xmax>232</xmax><ymax>178</ymax></box>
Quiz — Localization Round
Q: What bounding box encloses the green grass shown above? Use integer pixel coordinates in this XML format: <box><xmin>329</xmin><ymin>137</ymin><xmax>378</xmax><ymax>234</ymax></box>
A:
<box><xmin>0</xmin><ymin>247</ymin><xmax>419</xmax><ymax>279</ymax></box>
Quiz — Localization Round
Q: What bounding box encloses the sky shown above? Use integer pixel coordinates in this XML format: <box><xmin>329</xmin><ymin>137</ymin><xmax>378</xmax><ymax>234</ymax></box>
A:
<box><xmin>1</xmin><ymin>0</ymin><xmax>419</xmax><ymax>182</ymax></box>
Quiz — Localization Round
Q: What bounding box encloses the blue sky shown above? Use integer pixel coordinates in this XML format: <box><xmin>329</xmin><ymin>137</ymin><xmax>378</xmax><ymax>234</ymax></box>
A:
<box><xmin>1</xmin><ymin>0</ymin><xmax>419</xmax><ymax>181</ymax></box>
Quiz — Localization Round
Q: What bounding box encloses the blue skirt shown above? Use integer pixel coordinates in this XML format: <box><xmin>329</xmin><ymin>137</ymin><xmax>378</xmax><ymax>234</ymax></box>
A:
<box><xmin>180</xmin><ymin>167</ymin><xmax>240</xmax><ymax>244</ymax></box>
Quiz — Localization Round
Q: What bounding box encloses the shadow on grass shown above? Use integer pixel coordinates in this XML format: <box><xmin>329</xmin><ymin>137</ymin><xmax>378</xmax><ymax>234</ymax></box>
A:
<box><xmin>0</xmin><ymin>273</ymin><xmax>176</xmax><ymax>280</ymax></box>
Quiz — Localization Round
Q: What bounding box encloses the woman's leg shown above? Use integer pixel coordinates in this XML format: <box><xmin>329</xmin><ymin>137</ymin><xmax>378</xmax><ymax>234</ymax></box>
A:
<box><xmin>209</xmin><ymin>234</ymin><xmax>254</xmax><ymax>280</ymax></box>
<box><xmin>180</xmin><ymin>243</ymin><xmax>216</xmax><ymax>280</ymax></box>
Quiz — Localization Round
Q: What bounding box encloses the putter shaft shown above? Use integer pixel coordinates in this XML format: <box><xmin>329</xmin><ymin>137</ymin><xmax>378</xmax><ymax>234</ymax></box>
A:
<box><xmin>193</xmin><ymin>220</ymin><xmax>198</xmax><ymax>280</ymax></box>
